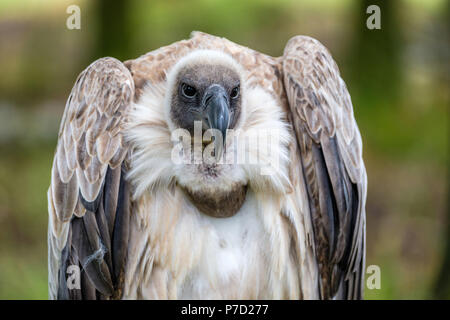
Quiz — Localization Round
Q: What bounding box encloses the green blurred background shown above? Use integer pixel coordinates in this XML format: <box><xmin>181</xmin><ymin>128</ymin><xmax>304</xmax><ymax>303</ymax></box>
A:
<box><xmin>0</xmin><ymin>0</ymin><xmax>448</xmax><ymax>299</ymax></box>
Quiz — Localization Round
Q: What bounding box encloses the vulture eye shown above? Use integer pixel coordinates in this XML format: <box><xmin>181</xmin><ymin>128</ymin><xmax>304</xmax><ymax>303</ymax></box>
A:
<box><xmin>230</xmin><ymin>86</ymin><xmax>240</xmax><ymax>99</ymax></box>
<box><xmin>181</xmin><ymin>83</ymin><xmax>197</xmax><ymax>98</ymax></box>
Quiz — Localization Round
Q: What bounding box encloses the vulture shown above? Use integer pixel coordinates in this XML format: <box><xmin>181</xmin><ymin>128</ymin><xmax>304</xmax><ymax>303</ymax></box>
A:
<box><xmin>48</xmin><ymin>31</ymin><xmax>367</xmax><ymax>300</ymax></box>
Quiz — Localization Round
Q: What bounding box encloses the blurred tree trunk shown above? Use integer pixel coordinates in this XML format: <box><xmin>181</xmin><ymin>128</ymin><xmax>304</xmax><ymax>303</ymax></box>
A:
<box><xmin>433</xmin><ymin>3</ymin><xmax>450</xmax><ymax>299</ymax></box>
<box><xmin>93</xmin><ymin>0</ymin><xmax>132</xmax><ymax>61</ymax></box>
<box><xmin>434</xmin><ymin>206</ymin><xmax>450</xmax><ymax>298</ymax></box>
<box><xmin>349</xmin><ymin>0</ymin><xmax>402</xmax><ymax>108</ymax></box>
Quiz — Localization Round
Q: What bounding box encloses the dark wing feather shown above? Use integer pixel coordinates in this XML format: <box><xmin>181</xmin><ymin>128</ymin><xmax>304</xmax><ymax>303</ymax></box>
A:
<box><xmin>48</xmin><ymin>57</ymin><xmax>134</xmax><ymax>299</ymax></box>
<box><xmin>282</xmin><ymin>36</ymin><xmax>367</xmax><ymax>299</ymax></box>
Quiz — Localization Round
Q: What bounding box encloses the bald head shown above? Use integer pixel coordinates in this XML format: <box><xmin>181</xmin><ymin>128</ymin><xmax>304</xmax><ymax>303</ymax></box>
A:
<box><xmin>166</xmin><ymin>50</ymin><xmax>244</xmax><ymax>142</ymax></box>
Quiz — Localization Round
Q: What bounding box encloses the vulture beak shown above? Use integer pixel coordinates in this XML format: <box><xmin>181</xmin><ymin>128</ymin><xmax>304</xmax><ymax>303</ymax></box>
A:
<box><xmin>202</xmin><ymin>84</ymin><xmax>230</xmax><ymax>159</ymax></box>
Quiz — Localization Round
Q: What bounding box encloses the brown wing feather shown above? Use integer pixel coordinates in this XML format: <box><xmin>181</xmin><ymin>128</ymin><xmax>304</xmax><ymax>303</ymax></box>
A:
<box><xmin>282</xmin><ymin>36</ymin><xmax>367</xmax><ymax>299</ymax></box>
<box><xmin>48</xmin><ymin>57</ymin><xmax>134</xmax><ymax>299</ymax></box>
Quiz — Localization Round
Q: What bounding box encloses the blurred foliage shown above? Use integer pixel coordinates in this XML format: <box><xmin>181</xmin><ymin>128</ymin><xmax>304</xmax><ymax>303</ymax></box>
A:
<box><xmin>0</xmin><ymin>0</ymin><xmax>447</xmax><ymax>299</ymax></box>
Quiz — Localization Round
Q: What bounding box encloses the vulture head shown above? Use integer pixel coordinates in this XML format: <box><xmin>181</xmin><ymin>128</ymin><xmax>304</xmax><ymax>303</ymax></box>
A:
<box><xmin>164</xmin><ymin>50</ymin><xmax>245</xmax><ymax>161</ymax></box>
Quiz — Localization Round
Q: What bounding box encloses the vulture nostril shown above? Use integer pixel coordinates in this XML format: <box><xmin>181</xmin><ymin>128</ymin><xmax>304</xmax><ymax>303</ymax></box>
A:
<box><xmin>204</xmin><ymin>95</ymin><xmax>212</xmax><ymax>107</ymax></box>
